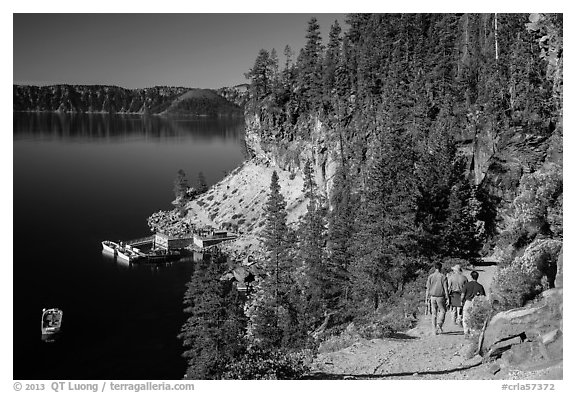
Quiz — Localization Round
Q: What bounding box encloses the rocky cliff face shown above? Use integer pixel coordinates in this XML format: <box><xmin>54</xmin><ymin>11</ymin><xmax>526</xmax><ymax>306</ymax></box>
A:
<box><xmin>470</xmin><ymin>119</ymin><xmax>561</xmax><ymax>206</ymax></box>
<box><xmin>244</xmin><ymin>113</ymin><xmax>340</xmax><ymax>201</ymax></box>
<box><xmin>244</xmin><ymin>107</ymin><xmax>562</xmax><ymax>238</ymax></box>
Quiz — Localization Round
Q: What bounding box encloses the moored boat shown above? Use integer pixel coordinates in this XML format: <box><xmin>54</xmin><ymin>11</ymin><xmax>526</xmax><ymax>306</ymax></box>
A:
<box><xmin>101</xmin><ymin>240</ymin><xmax>120</xmax><ymax>255</ymax></box>
<box><xmin>41</xmin><ymin>308</ymin><xmax>63</xmax><ymax>342</ymax></box>
<box><xmin>145</xmin><ymin>248</ymin><xmax>181</xmax><ymax>262</ymax></box>
<box><xmin>117</xmin><ymin>246</ymin><xmax>141</xmax><ymax>262</ymax></box>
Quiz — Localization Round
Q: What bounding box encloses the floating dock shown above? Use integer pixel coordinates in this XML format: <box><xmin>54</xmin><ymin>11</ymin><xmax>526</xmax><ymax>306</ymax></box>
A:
<box><xmin>104</xmin><ymin>230</ymin><xmax>237</xmax><ymax>264</ymax></box>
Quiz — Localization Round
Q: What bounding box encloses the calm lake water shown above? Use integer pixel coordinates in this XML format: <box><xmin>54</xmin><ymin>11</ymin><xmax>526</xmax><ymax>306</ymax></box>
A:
<box><xmin>13</xmin><ymin>113</ymin><xmax>246</xmax><ymax>379</ymax></box>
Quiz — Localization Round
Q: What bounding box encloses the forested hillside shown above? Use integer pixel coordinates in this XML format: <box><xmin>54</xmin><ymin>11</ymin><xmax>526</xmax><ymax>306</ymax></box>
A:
<box><xmin>178</xmin><ymin>13</ymin><xmax>562</xmax><ymax>379</ymax></box>
<box><xmin>13</xmin><ymin>84</ymin><xmax>244</xmax><ymax>117</ymax></box>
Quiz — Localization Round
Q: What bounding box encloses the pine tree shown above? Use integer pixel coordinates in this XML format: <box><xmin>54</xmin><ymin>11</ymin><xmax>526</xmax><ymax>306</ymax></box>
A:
<box><xmin>262</xmin><ymin>171</ymin><xmax>291</xmax><ymax>301</ymax></box>
<box><xmin>443</xmin><ymin>179</ymin><xmax>485</xmax><ymax>260</ymax></box>
<box><xmin>246</xmin><ymin>171</ymin><xmax>305</xmax><ymax>349</ymax></box>
<box><xmin>173</xmin><ymin>169</ymin><xmax>190</xmax><ymax>216</ymax></box>
<box><xmin>179</xmin><ymin>254</ymin><xmax>246</xmax><ymax>379</ymax></box>
<box><xmin>296</xmin><ymin>161</ymin><xmax>329</xmax><ymax>328</ymax></box>
<box><xmin>334</xmin><ymin>35</ymin><xmax>355</xmax><ymax>100</ymax></box>
<box><xmin>297</xmin><ymin>17</ymin><xmax>324</xmax><ymax>110</ymax></box>
<box><xmin>326</xmin><ymin>164</ymin><xmax>356</xmax><ymax>309</ymax></box>
<box><xmin>196</xmin><ymin>171</ymin><xmax>208</xmax><ymax>194</ymax></box>
<box><xmin>174</xmin><ymin>169</ymin><xmax>188</xmax><ymax>199</ymax></box>
<box><xmin>245</xmin><ymin>49</ymin><xmax>275</xmax><ymax>100</ymax></box>
<box><xmin>350</xmin><ymin>125</ymin><xmax>419</xmax><ymax>313</ymax></box>
<box><xmin>270</xmin><ymin>48</ymin><xmax>280</xmax><ymax>91</ymax></box>
<box><xmin>283</xmin><ymin>45</ymin><xmax>294</xmax><ymax>76</ymax></box>
<box><xmin>414</xmin><ymin>107</ymin><xmax>457</xmax><ymax>257</ymax></box>
<box><xmin>323</xmin><ymin>20</ymin><xmax>342</xmax><ymax>101</ymax></box>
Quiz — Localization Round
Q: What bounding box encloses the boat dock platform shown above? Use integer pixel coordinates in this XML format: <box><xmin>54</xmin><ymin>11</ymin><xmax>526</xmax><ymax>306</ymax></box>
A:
<box><xmin>102</xmin><ymin>239</ymin><xmax>183</xmax><ymax>265</ymax></box>
<box><xmin>102</xmin><ymin>230</ymin><xmax>238</xmax><ymax>264</ymax></box>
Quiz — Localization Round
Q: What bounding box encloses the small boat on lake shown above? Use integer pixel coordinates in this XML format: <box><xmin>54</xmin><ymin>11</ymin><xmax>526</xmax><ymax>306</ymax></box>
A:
<box><xmin>117</xmin><ymin>246</ymin><xmax>141</xmax><ymax>262</ymax></box>
<box><xmin>101</xmin><ymin>240</ymin><xmax>120</xmax><ymax>255</ymax></box>
<box><xmin>41</xmin><ymin>308</ymin><xmax>63</xmax><ymax>342</ymax></box>
<box><xmin>126</xmin><ymin>244</ymin><xmax>143</xmax><ymax>254</ymax></box>
<box><xmin>145</xmin><ymin>248</ymin><xmax>181</xmax><ymax>262</ymax></box>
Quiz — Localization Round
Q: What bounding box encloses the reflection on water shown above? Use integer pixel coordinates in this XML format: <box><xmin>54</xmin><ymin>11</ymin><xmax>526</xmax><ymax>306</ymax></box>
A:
<box><xmin>101</xmin><ymin>250</ymin><xmax>204</xmax><ymax>270</ymax></box>
<box><xmin>13</xmin><ymin>112</ymin><xmax>244</xmax><ymax>142</ymax></box>
<box><xmin>13</xmin><ymin>112</ymin><xmax>245</xmax><ymax>379</ymax></box>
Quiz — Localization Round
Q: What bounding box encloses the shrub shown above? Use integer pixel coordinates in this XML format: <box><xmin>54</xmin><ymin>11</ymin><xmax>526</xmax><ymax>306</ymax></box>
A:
<box><xmin>348</xmin><ymin>273</ymin><xmax>427</xmax><ymax>336</ymax></box>
<box><xmin>547</xmin><ymin>193</ymin><xmax>563</xmax><ymax>238</ymax></box>
<box><xmin>222</xmin><ymin>348</ymin><xmax>310</xmax><ymax>380</ymax></box>
<box><xmin>357</xmin><ymin>320</ymin><xmax>395</xmax><ymax>339</ymax></box>
<box><xmin>464</xmin><ymin>295</ymin><xmax>492</xmax><ymax>331</ymax></box>
<box><xmin>517</xmin><ymin>239</ymin><xmax>562</xmax><ymax>286</ymax></box>
<box><xmin>491</xmin><ymin>239</ymin><xmax>562</xmax><ymax>312</ymax></box>
<box><xmin>491</xmin><ymin>264</ymin><xmax>540</xmax><ymax>312</ymax></box>
<box><xmin>500</xmin><ymin>162</ymin><xmax>562</xmax><ymax>248</ymax></box>
<box><xmin>441</xmin><ymin>257</ymin><xmax>471</xmax><ymax>272</ymax></box>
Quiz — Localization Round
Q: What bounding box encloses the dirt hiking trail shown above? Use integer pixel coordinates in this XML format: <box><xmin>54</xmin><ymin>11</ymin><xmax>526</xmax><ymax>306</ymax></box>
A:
<box><xmin>311</xmin><ymin>262</ymin><xmax>498</xmax><ymax>379</ymax></box>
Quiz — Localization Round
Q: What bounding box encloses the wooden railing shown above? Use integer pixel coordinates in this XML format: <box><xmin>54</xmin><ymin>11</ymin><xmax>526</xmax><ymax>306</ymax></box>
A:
<box><xmin>125</xmin><ymin>236</ymin><xmax>155</xmax><ymax>246</ymax></box>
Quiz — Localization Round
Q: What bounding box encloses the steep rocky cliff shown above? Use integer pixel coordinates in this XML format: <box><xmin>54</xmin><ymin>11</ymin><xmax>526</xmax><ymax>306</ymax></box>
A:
<box><xmin>244</xmin><ymin>113</ymin><xmax>340</xmax><ymax>199</ymax></box>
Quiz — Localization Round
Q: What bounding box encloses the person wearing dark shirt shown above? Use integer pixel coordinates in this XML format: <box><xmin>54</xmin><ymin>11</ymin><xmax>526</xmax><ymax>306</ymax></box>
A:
<box><xmin>426</xmin><ymin>262</ymin><xmax>449</xmax><ymax>335</ymax></box>
<box><xmin>461</xmin><ymin>270</ymin><xmax>486</xmax><ymax>338</ymax></box>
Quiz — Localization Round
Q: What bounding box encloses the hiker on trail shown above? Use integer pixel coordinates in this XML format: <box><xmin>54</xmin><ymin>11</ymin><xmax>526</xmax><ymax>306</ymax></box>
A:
<box><xmin>426</xmin><ymin>262</ymin><xmax>450</xmax><ymax>335</ymax></box>
<box><xmin>448</xmin><ymin>264</ymin><xmax>468</xmax><ymax>326</ymax></box>
<box><xmin>461</xmin><ymin>270</ymin><xmax>486</xmax><ymax>338</ymax></box>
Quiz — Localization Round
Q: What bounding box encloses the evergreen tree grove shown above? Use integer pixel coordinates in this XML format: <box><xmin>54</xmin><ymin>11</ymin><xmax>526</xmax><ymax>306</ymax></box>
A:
<box><xmin>177</xmin><ymin>14</ymin><xmax>563</xmax><ymax>377</ymax></box>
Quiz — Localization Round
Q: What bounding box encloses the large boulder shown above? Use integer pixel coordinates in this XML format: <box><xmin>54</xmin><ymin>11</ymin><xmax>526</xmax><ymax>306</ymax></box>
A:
<box><xmin>482</xmin><ymin>288</ymin><xmax>562</xmax><ymax>373</ymax></box>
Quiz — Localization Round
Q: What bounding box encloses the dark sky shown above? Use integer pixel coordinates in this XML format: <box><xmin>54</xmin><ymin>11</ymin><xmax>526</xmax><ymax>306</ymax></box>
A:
<box><xmin>13</xmin><ymin>13</ymin><xmax>347</xmax><ymax>89</ymax></box>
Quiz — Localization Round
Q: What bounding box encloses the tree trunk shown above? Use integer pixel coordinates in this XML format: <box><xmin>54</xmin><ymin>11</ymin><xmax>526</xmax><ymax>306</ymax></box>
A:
<box><xmin>494</xmin><ymin>13</ymin><xmax>499</xmax><ymax>61</ymax></box>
